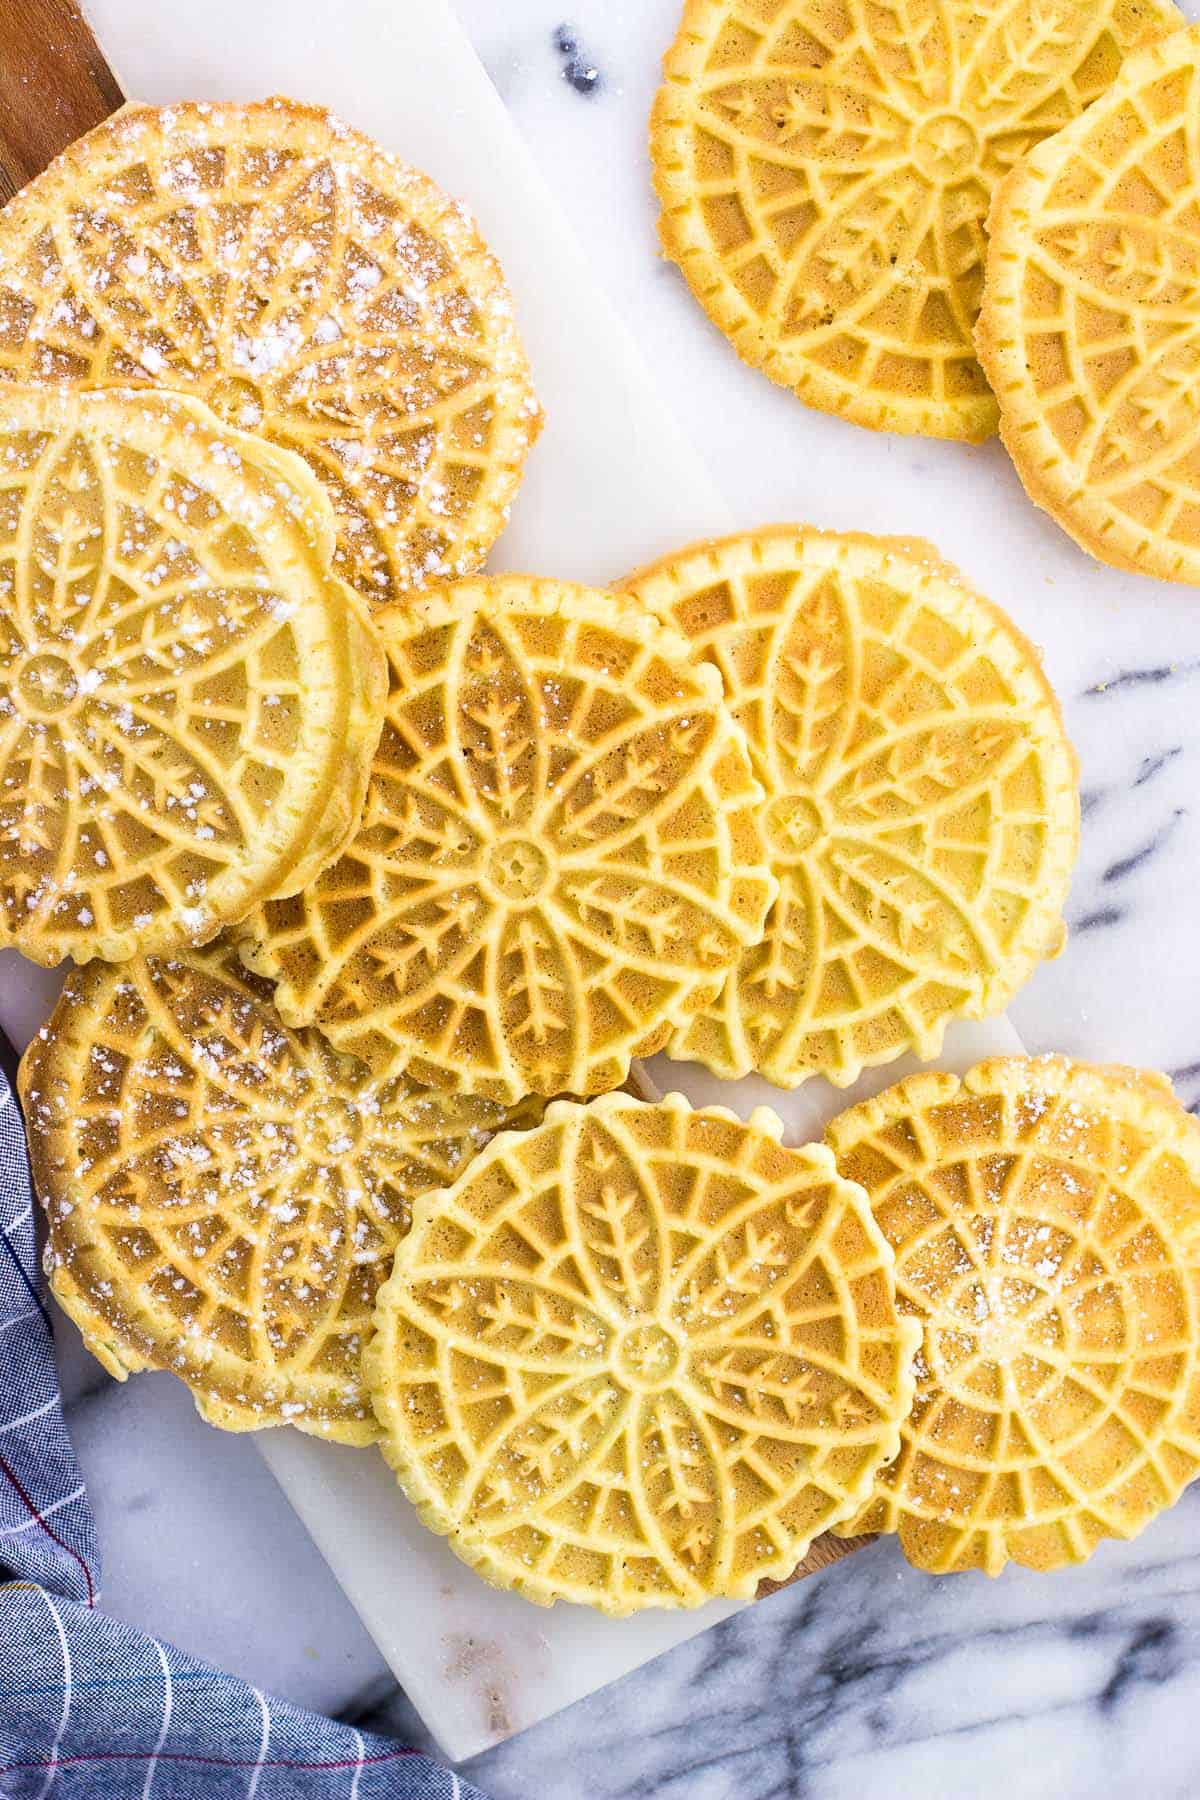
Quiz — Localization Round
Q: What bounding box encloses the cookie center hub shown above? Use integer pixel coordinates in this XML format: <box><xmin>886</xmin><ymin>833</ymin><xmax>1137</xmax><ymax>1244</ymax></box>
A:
<box><xmin>910</xmin><ymin>112</ymin><xmax>981</xmax><ymax>184</ymax></box>
<box><xmin>617</xmin><ymin>1323</ymin><xmax>682</xmax><ymax>1391</ymax></box>
<box><xmin>927</xmin><ymin>1273</ymin><xmax>1072</xmax><ymax>1413</ymax></box>
<box><xmin>207</xmin><ymin>374</ymin><xmax>267</xmax><ymax>431</ymax></box>
<box><xmin>485</xmin><ymin>837</ymin><xmax>552</xmax><ymax>904</ymax></box>
<box><xmin>296</xmin><ymin>1096</ymin><xmax>362</xmax><ymax>1163</ymax></box>
<box><xmin>763</xmin><ymin>793</ymin><xmax>825</xmax><ymax>861</ymax></box>
<box><xmin>15</xmin><ymin>652</ymin><xmax>81</xmax><ymax>719</ymax></box>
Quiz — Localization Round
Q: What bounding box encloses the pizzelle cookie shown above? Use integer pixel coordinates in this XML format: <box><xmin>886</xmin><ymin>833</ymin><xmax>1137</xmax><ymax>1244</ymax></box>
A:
<box><xmin>827</xmin><ymin>1057</ymin><xmax>1200</xmax><ymax>1574</ymax></box>
<box><xmin>238</xmin><ymin>576</ymin><xmax>777</xmax><ymax>1103</ymax></box>
<box><xmin>623</xmin><ymin>528</ymin><xmax>1079</xmax><ymax>1089</ymax></box>
<box><xmin>366</xmin><ymin>1091</ymin><xmax>920</xmax><ymax>1613</ymax></box>
<box><xmin>0</xmin><ymin>97</ymin><xmax>541</xmax><ymax>602</ymax></box>
<box><xmin>979</xmin><ymin>24</ymin><xmax>1200</xmax><ymax>581</ymax></box>
<box><xmin>0</xmin><ymin>386</ymin><xmax>386</xmax><ymax>966</ymax></box>
<box><xmin>651</xmin><ymin>0</ymin><xmax>1183</xmax><ymax>440</ymax></box>
<box><xmin>20</xmin><ymin>943</ymin><xmax>535</xmax><ymax>1443</ymax></box>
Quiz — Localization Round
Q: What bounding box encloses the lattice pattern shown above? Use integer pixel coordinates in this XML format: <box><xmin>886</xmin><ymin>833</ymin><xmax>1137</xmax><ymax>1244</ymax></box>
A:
<box><xmin>366</xmin><ymin>1091</ymin><xmax>919</xmax><ymax>1612</ymax></box>
<box><xmin>239</xmin><ymin>577</ymin><xmax>777</xmax><ymax>1103</ymax></box>
<box><xmin>0</xmin><ymin>98</ymin><xmax>541</xmax><ymax>602</ymax></box>
<box><xmin>827</xmin><ymin>1056</ymin><xmax>1200</xmax><ymax>1573</ymax></box>
<box><xmin>0</xmin><ymin>387</ymin><xmax>385</xmax><ymax>965</ymax></box>
<box><xmin>651</xmin><ymin>0</ymin><xmax>1182</xmax><ymax>440</ymax></box>
<box><xmin>624</xmin><ymin>528</ymin><xmax>1078</xmax><ymax>1088</ymax></box>
<box><xmin>20</xmin><ymin>942</ymin><xmax>535</xmax><ymax>1443</ymax></box>
<box><xmin>979</xmin><ymin>25</ymin><xmax>1200</xmax><ymax>580</ymax></box>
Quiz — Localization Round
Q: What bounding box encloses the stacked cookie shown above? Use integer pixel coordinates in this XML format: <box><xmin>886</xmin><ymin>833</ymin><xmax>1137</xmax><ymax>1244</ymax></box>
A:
<box><xmin>0</xmin><ymin>98</ymin><xmax>540</xmax><ymax>600</ymax></box>
<box><xmin>2</xmin><ymin>97</ymin><xmax>547</xmax><ymax>1443</ymax></box>
<box><xmin>652</xmin><ymin>4</ymin><xmax>1200</xmax><ymax>583</ymax></box>
<box><xmin>7</xmin><ymin>90</ymin><xmax>1200</xmax><ymax>1620</ymax></box>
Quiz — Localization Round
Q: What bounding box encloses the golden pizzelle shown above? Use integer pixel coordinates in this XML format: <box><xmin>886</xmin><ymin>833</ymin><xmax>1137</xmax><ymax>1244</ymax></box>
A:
<box><xmin>623</xmin><ymin>528</ymin><xmax>1078</xmax><ymax>1088</ymax></box>
<box><xmin>828</xmin><ymin>1057</ymin><xmax>1200</xmax><ymax>1574</ymax></box>
<box><xmin>0</xmin><ymin>96</ymin><xmax>541</xmax><ymax>602</ymax></box>
<box><xmin>239</xmin><ymin>576</ymin><xmax>777</xmax><ymax>1103</ymax></box>
<box><xmin>20</xmin><ymin>943</ymin><xmax>534</xmax><ymax>1444</ymax></box>
<box><xmin>0</xmin><ymin>386</ymin><xmax>385</xmax><ymax>966</ymax></box>
<box><xmin>651</xmin><ymin>0</ymin><xmax>1183</xmax><ymax>440</ymax></box>
<box><xmin>979</xmin><ymin>24</ymin><xmax>1200</xmax><ymax>581</ymax></box>
<box><xmin>367</xmin><ymin>1091</ymin><xmax>920</xmax><ymax>1612</ymax></box>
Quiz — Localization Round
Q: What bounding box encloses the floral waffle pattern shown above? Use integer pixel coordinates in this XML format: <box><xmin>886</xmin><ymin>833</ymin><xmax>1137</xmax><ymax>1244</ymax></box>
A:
<box><xmin>624</xmin><ymin>528</ymin><xmax>1079</xmax><ymax>1088</ymax></box>
<box><xmin>979</xmin><ymin>25</ymin><xmax>1200</xmax><ymax>580</ymax></box>
<box><xmin>0</xmin><ymin>98</ymin><xmax>541</xmax><ymax>601</ymax></box>
<box><xmin>367</xmin><ymin>1092</ymin><xmax>920</xmax><ymax>1613</ymax></box>
<box><xmin>827</xmin><ymin>1057</ymin><xmax>1200</xmax><ymax>1574</ymax></box>
<box><xmin>651</xmin><ymin>0</ymin><xmax>1183</xmax><ymax>439</ymax></box>
<box><xmin>239</xmin><ymin>577</ymin><xmax>777</xmax><ymax>1103</ymax></box>
<box><xmin>0</xmin><ymin>387</ymin><xmax>384</xmax><ymax>965</ymax></box>
<box><xmin>20</xmin><ymin>943</ymin><xmax>534</xmax><ymax>1443</ymax></box>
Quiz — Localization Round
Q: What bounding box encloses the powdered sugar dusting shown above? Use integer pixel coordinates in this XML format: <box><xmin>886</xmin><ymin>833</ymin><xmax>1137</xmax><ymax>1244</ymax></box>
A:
<box><xmin>0</xmin><ymin>96</ymin><xmax>541</xmax><ymax>604</ymax></box>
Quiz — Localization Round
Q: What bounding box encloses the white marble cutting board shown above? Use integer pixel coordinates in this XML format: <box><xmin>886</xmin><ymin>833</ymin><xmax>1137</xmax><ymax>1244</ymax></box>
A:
<box><xmin>0</xmin><ymin>0</ymin><xmax>1022</xmax><ymax>1762</ymax></box>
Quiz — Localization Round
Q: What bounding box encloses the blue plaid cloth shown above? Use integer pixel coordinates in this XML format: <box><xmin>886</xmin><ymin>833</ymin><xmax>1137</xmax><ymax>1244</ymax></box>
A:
<box><xmin>0</xmin><ymin>1052</ymin><xmax>488</xmax><ymax>1799</ymax></box>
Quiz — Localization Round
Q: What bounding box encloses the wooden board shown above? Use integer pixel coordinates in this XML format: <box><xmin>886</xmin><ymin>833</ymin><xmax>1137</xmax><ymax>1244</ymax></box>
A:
<box><xmin>0</xmin><ymin>0</ymin><xmax>119</xmax><ymax>198</ymax></box>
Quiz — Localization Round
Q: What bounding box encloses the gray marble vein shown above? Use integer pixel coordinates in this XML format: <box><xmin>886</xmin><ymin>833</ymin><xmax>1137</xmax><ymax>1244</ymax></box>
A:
<box><xmin>452</xmin><ymin>1492</ymin><xmax>1200</xmax><ymax>1800</ymax></box>
<box><xmin>553</xmin><ymin>24</ymin><xmax>602</xmax><ymax>95</ymax></box>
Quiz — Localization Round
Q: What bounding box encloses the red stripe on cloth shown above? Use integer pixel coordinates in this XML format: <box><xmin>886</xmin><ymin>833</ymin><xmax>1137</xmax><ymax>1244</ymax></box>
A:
<box><xmin>0</xmin><ymin>1450</ymin><xmax>96</xmax><ymax>1607</ymax></box>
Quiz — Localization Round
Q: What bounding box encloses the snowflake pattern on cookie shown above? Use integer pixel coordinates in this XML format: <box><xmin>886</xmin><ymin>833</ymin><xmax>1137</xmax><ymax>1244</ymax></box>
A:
<box><xmin>367</xmin><ymin>1092</ymin><xmax>919</xmax><ymax>1611</ymax></box>
<box><xmin>0</xmin><ymin>387</ymin><xmax>384</xmax><ymax>964</ymax></box>
<box><xmin>239</xmin><ymin>577</ymin><xmax>776</xmax><ymax>1101</ymax></box>
<box><xmin>624</xmin><ymin>528</ymin><xmax>1078</xmax><ymax>1087</ymax></box>
<box><xmin>829</xmin><ymin>1057</ymin><xmax>1200</xmax><ymax>1573</ymax></box>
<box><xmin>21</xmin><ymin>943</ymin><xmax>534</xmax><ymax>1442</ymax></box>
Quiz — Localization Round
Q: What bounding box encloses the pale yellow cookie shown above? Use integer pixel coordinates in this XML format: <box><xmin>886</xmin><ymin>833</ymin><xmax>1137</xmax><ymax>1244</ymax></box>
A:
<box><xmin>623</xmin><ymin>528</ymin><xmax>1079</xmax><ymax>1088</ymax></box>
<box><xmin>0</xmin><ymin>386</ymin><xmax>386</xmax><ymax>965</ymax></box>
<box><xmin>20</xmin><ymin>942</ymin><xmax>535</xmax><ymax>1443</ymax></box>
<box><xmin>0</xmin><ymin>97</ymin><xmax>541</xmax><ymax>601</ymax></box>
<box><xmin>979</xmin><ymin>24</ymin><xmax>1200</xmax><ymax>580</ymax></box>
<box><xmin>367</xmin><ymin>1091</ymin><xmax>920</xmax><ymax>1612</ymax></box>
<box><xmin>238</xmin><ymin>575</ymin><xmax>776</xmax><ymax>1103</ymax></box>
<box><xmin>828</xmin><ymin>1057</ymin><xmax>1200</xmax><ymax>1573</ymax></box>
<box><xmin>652</xmin><ymin>0</ymin><xmax>1183</xmax><ymax>440</ymax></box>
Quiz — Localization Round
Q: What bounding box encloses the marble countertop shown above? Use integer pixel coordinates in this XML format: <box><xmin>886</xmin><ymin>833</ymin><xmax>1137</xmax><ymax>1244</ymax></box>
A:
<box><xmin>16</xmin><ymin>2</ymin><xmax>1200</xmax><ymax>1795</ymax></box>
